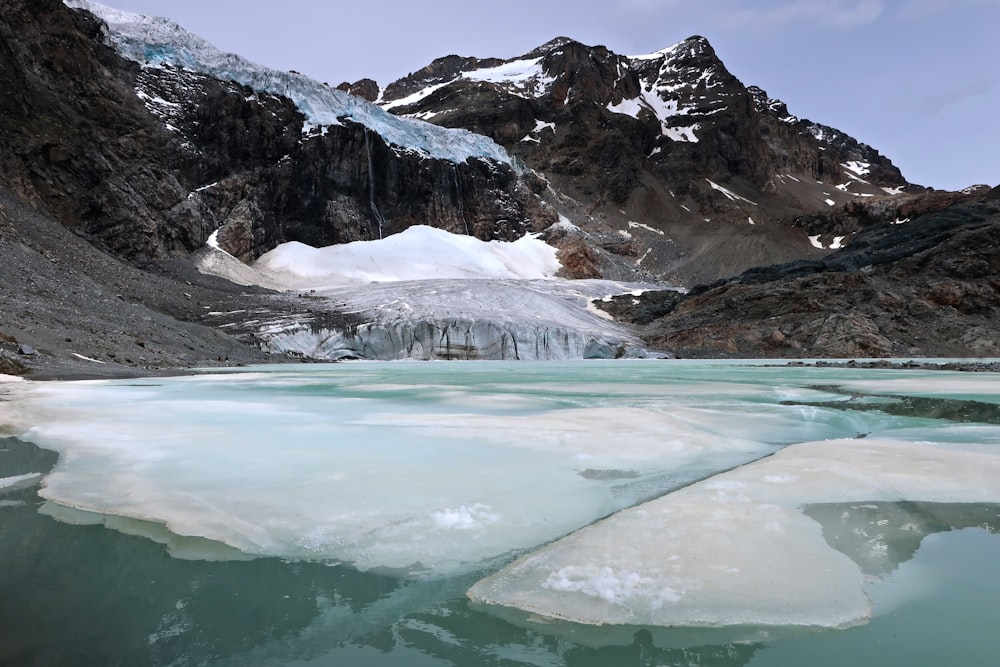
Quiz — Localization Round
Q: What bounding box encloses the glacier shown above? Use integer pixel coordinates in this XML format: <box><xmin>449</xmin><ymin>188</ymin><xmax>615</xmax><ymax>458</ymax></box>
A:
<box><xmin>196</xmin><ymin>226</ymin><xmax>668</xmax><ymax>360</ymax></box>
<box><xmin>63</xmin><ymin>1</ymin><xmax>521</xmax><ymax>168</ymax></box>
<box><xmin>252</xmin><ymin>278</ymin><xmax>658</xmax><ymax>361</ymax></box>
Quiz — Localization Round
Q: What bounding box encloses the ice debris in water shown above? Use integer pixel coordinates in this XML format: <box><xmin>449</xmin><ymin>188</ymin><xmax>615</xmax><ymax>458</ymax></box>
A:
<box><xmin>7</xmin><ymin>364</ymin><xmax>791</xmax><ymax>576</ymax></box>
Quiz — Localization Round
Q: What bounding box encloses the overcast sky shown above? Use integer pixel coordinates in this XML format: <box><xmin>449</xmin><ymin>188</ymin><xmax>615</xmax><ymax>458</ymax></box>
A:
<box><xmin>101</xmin><ymin>0</ymin><xmax>997</xmax><ymax>191</ymax></box>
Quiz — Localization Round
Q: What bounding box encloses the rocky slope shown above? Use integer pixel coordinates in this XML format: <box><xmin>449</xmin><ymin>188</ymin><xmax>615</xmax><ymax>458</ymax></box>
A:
<box><xmin>375</xmin><ymin>36</ymin><xmax>923</xmax><ymax>284</ymax></box>
<box><xmin>598</xmin><ymin>188</ymin><xmax>1000</xmax><ymax>358</ymax></box>
<box><xmin>0</xmin><ymin>182</ymin><xmax>333</xmax><ymax>379</ymax></box>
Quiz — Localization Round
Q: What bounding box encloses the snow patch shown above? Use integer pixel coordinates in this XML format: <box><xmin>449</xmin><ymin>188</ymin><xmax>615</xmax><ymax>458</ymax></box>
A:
<box><xmin>842</xmin><ymin>161</ymin><xmax>871</xmax><ymax>177</ymax></box>
<box><xmin>706</xmin><ymin>179</ymin><xmax>757</xmax><ymax>206</ymax></box>
<box><xmin>70</xmin><ymin>352</ymin><xmax>107</xmax><ymax>364</ymax></box>
<box><xmin>462</xmin><ymin>57</ymin><xmax>556</xmax><ymax>98</ymax></box>
<box><xmin>627</xmin><ymin>221</ymin><xmax>665</xmax><ymax>236</ymax></box>
<box><xmin>663</xmin><ymin>124</ymin><xmax>700</xmax><ymax>143</ymax></box>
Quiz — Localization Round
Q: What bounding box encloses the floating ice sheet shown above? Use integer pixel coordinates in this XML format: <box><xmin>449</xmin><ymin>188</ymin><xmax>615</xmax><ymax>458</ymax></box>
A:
<box><xmin>468</xmin><ymin>438</ymin><xmax>1000</xmax><ymax>628</ymax></box>
<box><xmin>2</xmin><ymin>363</ymin><xmax>797</xmax><ymax>574</ymax></box>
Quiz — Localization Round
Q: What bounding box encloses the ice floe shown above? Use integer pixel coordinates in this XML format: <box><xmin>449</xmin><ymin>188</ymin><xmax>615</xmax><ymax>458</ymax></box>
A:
<box><xmin>468</xmin><ymin>438</ymin><xmax>1000</xmax><ymax>628</ymax></box>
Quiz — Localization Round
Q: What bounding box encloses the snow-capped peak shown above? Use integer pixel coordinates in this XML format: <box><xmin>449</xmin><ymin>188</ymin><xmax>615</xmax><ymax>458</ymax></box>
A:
<box><xmin>627</xmin><ymin>35</ymin><xmax>711</xmax><ymax>62</ymax></box>
<box><xmin>63</xmin><ymin>0</ymin><xmax>520</xmax><ymax>169</ymax></box>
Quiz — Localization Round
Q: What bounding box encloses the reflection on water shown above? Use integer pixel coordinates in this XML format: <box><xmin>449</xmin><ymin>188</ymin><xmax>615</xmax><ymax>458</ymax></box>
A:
<box><xmin>3</xmin><ymin>435</ymin><xmax>1000</xmax><ymax>667</ymax></box>
<box><xmin>804</xmin><ymin>501</ymin><xmax>1000</xmax><ymax>577</ymax></box>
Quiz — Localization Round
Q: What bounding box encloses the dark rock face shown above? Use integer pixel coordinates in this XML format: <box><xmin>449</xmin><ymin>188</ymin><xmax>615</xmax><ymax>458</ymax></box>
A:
<box><xmin>0</xmin><ymin>0</ymin><xmax>181</xmax><ymax>259</ymax></box>
<box><xmin>380</xmin><ymin>36</ymin><xmax>922</xmax><ymax>284</ymax></box>
<box><xmin>336</xmin><ymin>78</ymin><xmax>379</xmax><ymax>102</ymax></box>
<box><xmin>600</xmin><ymin>196</ymin><xmax>1000</xmax><ymax>358</ymax></box>
<box><xmin>0</xmin><ymin>0</ymin><xmax>549</xmax><ymax>266</ymax></box>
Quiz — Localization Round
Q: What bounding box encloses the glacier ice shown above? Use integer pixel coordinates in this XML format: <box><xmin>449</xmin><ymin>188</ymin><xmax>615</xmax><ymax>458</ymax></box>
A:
<box><xmin>196</xmin><ymin>226</ymin><xmax>668</xmax><ymax>361</ymax></box>
<box><xmin>251</xmin><ymin>226</ymin><xmax>562</xmax><ymax>288</ymax></box>
<box><xmin>63</xmin><ymin>1</ymin><xmax>520</xmax><ymax>168</ymax></box>
<box><xmin>255</xmin><ymin>278</ymin><xmax>659</xmax><ymax>361</ymax></box>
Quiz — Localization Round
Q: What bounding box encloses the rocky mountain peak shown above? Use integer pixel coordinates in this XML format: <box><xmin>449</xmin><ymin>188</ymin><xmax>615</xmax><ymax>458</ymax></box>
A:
<box><xmin>524</xmin><ymin>36</ymin><xmax>576</xmax><ymax>58</ymax></box>
<box><xmin>377</xmin><ymin>33</ymin><xmax>920</xmax><ymax>284</ymax></box>
<box><xmin>379</xmin><ymin>54</ymin><xmax>505</xmax><ymax>103</ymax></box>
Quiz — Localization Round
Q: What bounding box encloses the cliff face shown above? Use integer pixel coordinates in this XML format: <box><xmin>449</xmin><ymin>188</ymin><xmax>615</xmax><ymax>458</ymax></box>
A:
<box><xmin>0</xmin><ymin>0</ymin><xmax>551</xmax><ymax>265</ymax></box>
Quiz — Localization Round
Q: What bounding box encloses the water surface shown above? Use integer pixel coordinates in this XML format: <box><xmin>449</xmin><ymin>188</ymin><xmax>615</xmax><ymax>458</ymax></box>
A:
<box><xmin>1</xmin><ymin>360</ymin><xmax>998</xmax><ymax>665</ymax></box>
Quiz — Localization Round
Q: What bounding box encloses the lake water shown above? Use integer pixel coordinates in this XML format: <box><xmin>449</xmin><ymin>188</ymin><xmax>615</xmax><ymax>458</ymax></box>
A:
<box><xmin>1</xmin><ymin>360</ymin><xmax>999</xmax><ymax>666</ymax></box>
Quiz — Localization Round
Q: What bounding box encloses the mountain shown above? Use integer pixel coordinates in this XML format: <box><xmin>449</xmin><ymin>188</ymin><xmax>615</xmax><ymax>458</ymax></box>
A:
<box><xmin>2</xmin><ymin>0</ymin><xmax>550</xmax><ymax>267</ymax></box>
<box><xmin>373</xmin><ymin>36</ymin><xmax>924</xmax><ymax>284</ymax></box>
<box><xmin>0</xmin><ymin>0</ymin><xmax>995</xmax><ymax>375</ymax></box>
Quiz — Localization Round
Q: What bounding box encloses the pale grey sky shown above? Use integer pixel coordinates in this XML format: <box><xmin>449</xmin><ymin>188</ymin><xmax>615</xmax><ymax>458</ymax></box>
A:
<box><xmin>98</xmin><ymin>0</ymin><xmax>997</xmax><ymax>191</ymax></box>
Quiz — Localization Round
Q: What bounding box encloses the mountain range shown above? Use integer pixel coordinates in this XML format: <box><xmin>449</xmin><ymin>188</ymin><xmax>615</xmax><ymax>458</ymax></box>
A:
<box><xmin>1</xmin><ymin>0</ymin><xmax>997</xmax><ymax>377</ymax></box>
